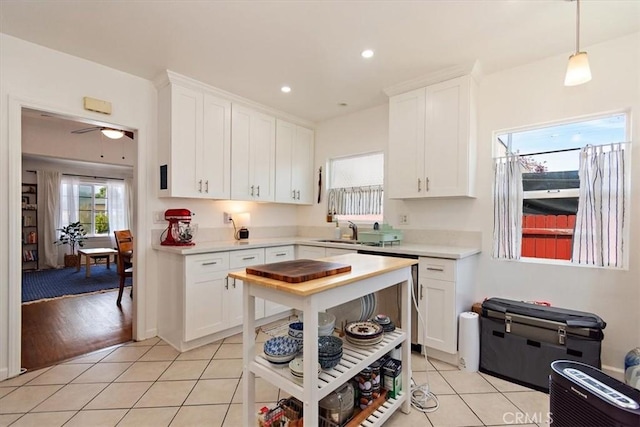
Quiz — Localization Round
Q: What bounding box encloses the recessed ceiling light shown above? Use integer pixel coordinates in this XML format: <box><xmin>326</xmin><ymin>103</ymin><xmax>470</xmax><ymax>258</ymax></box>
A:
<box><xmin>281</xmin><ymin>86</ymin><xmax>291</xmax><ymax>93</ymax></box>
<box><xmin>361</xmin><ymin>49</ymin><xmax>374</xmax><ymax>59</ymax></box>
<box><xmin>338</xmin><ymin>103</ymin><xmax>348</xmax><ymax>107</ymax></box>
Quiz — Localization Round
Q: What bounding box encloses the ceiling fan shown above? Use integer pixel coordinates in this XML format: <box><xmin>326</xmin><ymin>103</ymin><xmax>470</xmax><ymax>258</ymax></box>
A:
<box><xmin>71</xmin><ymin>126</ymin><xmax>134</xmax><ymax>140</ymax></box>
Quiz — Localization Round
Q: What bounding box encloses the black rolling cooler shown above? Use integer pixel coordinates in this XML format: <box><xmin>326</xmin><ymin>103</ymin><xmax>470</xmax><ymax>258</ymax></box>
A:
<box><xmin>480</xmin><ymin>298</ymin><xmax>606</xmax><ymax>392</ymax></box>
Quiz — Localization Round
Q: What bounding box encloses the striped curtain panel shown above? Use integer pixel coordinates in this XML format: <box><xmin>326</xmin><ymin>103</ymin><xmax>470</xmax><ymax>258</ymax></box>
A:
<box><xmin>327</xmin><ymin>185</ymin><xmax>383</xmax><ymax>215</ymax></box>
<box><xmin>493</xmin><ymin>155</ymin><xmax>523</xmax><ymax>259</ymax></box>
<box><xmin>572</xmin><ymin>144</ymin><xmax>626</xmax><ymax>267</ymax></box>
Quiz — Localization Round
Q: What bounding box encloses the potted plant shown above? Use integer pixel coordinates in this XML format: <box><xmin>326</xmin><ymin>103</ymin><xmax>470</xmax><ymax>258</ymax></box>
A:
<box><xmin>55</xmin><ymin>221</ymin><xmax>87</xmax><ymax>268</ymax></box>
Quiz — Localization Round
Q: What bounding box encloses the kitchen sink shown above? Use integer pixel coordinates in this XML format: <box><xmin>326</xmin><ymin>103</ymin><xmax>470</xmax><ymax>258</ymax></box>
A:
<box><xmin>316</xmin><ymin>239</ymin><xmax>372</xmax><ymax>245</ymax></box>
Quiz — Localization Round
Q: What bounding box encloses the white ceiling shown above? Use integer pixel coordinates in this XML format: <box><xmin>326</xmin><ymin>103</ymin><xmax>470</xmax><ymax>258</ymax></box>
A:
<box><xmin>1</xmin><ymin>1</ymin><xmax>639</xmax><ymax>123</ymax></box>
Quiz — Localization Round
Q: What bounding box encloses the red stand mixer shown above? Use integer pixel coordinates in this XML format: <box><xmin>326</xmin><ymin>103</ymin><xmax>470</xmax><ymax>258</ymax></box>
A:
<box><xmin>161</xmin><ymin>209</ymin><xmax>197</xmax><ymax>246</ymax></box>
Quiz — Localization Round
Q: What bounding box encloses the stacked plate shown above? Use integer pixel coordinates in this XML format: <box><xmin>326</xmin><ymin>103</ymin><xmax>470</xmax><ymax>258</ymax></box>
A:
<box><xmin>344</xmin><ymin>321</ymin><xmax>384</xmax><ymax>347</ymax></box>
<box><xmin>372</xmin><ymin>313</ymin><xmax>396</xmax><ymax>333</ymax></box>
<box><xmin>263</xmin><ymin>336</ymin><xmax>299</xmax><ymax>366</ymax></box>
<box><xmin>318</xmin><ymin>336</ymin><xmax>343</xmax><ymax>370</ymax></box>
<box><xmin>289</xmin><ymin>357</ymin><xmax>321</xmax><ymax>383</ymax></box>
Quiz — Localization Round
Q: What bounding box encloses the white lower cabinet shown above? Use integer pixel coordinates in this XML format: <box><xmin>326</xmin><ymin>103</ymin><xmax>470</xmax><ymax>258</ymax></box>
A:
<box><xmin>229</xmin><ymin>248</ymin><xmax>266</xmax><ymax>321</ymax></box>
<box><xmin>184</xmin><ymin>253</ymin><xmax>230</xmax><ymax>341</ymax></box>
<box><xmin>296</xmin><ymin>245</ymin><xmax>326</xmax><ymax>259</ymax></box>
<box><xmin>417</xmin><ymin>255</ymin><xmax>477</xmax><ymax>354</ymax></box>
<box><xmin>263</xmin><ymin>246</ymin><xmax>295</xmax><ymax>317</ymax></box>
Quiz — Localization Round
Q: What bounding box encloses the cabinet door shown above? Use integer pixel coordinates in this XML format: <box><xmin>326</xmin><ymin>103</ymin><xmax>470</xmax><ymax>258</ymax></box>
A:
<box><xmin>296</xmin><ymin>245</ymin><xmax>326</xmax><ymax>260</ymax></box>
<box><xmin>231</xmin><ymin>105</ymin><xmax>276</xmax><ymax>201</ymax></box>
<box><xmin>275</xmin><ymin>120</ymin><xmax>295</xmax><ymax>203</ymax></box>
<box><xmin>292</xmin><ymin>126</ymin><xmax>314</xmax><ymax>204</ymax></box>
<box><xmin>201</xmin><ymin>93</ymin><xmax>231</xmax><ymax>199</ymax></box>
<box><xmin>231</xmin><ymin>105</ymin><xmax>252</xmax><ymax>200</ymax></box>
<box><xmin>419</xmin><ymin>277</ymin><xmax>457</xmax><ymax>353</ymax></box>
<box><xmin>184</xmin><ymin>253</ymin><xmax>230</xmax><ymax>341</ymax></box>
<box><xmin>388</xmin><ymin>87</ymin><xmax>426</xmax><ymax>199</ymax></box>
<box><xmin>250</xmin><ymin>111</ymin><xmax>276</xmax><ymax>201</ymax></box>
<box><xmin>229</xmin><ymin>248</ymin><xmax>266</xmax><ymax>321</ymax></box>
<box><xmin>171</xmin><ymin>84</ymin><xmax>203</xmax><ymax>198</ymax></box>
<box><xmin>424</xmin><ymin>76</ymin><xmax>472</xmax><ymax>197</ymax></box>
<box><xmin>325</xmin><ymin>248</ymin><xmax>356</xmax><ymax>257</ymax></box>
<box><xmin>264</xmin><ymin>246</ymin><xmax>295</xmax><ymax>317</ymax></box>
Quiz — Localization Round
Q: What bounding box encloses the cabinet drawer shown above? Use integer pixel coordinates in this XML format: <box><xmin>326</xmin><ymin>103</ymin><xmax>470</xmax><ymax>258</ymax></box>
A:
<box><xmin>230</xmin><ymin>248</ymin><xmax>265</xmax><ymax>268</ymax></box>
<box><xmin>419</xmin><ymin>257</ymin><xmax>456</xmax><ymax>281</ymax></box>
<box><xmin>265</xmin><ymin>245</ymin><xmax>294</xmax><ymax>263</ymax></box>
<box><xmin>186</xmin><ymin>252</ymin><xmax>230</xmax><ymax>275</ymax></box>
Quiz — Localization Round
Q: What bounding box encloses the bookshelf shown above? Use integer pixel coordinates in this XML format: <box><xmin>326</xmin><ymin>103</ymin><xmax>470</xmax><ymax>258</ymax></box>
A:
<box><xmin>22</xmin><ymin>183</ymin><xmax>38</xmax><ymax>271</ymax></box>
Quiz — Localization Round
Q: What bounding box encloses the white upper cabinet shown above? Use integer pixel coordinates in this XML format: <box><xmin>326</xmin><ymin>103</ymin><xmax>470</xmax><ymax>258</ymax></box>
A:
<box><xmin>158</xmin><ymin>76</ymin><xmax>231</xmax><ymax>199</ymax></box>
<box><xmin>231</xmin><ymin>104</ymin><xmax>276</xmax><ymax>201</ymax></box>
<box><xmin>275</xmin><ymin>120</ymin><xmax>315</xmax><ymax>205</ymax></box>
<box><xmin>388</xmin><ymin>74</ymin><xmax>477</xmax><ymax>198</ymax></box>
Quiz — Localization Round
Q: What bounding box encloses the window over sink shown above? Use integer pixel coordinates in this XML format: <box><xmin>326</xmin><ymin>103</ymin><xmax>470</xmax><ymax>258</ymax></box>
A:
<box><xmin>327</xmin><ymin>152</ymin><xmax>383</xmax><ymax>223</ymax></box>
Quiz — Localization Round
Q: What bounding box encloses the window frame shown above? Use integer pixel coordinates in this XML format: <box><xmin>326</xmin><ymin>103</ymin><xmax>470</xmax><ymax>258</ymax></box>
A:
<box><xmin>77</xmin><ymin>180</ymin><xmax>109</xmax><ymax>237</ymax></box>
<box><xmin>327</xmin><ymin>151</ymin><xmax>384</xmax><ymax>224</ymax></box>
<box><xmin>493</xmin><ymin>109</ymin><xmax>631</xmax><ymax>267</ymax></box>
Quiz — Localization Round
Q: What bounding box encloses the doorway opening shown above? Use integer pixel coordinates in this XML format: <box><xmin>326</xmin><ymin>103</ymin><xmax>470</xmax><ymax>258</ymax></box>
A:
<box><xmin>20</xmin><ymin>108</ymin><xmax>136</xmax><ymax>371</ymax></box>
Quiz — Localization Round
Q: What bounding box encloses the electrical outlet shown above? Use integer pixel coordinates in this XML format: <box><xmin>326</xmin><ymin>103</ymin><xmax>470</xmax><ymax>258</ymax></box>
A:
<box><xmin>153</xmin><ymin>211</ymin><xmax>164</xmax><ymax>224</ymax></box>
<box><xmin>223</xmin><ymin>212</ymin><xmax>232</xmax><ymax>224</ymax></box>
<box><xmin>399</xmin><ymin>214</ymin><xmax>410</xmax><ymax>225</ymax></box>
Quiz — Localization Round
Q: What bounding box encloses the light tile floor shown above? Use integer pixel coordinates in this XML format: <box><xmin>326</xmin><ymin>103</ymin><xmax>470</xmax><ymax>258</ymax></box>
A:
<box><xmin>0</xmin><ymin>327</ymin><xmax>550</xmax><ymax>427</ymax></box>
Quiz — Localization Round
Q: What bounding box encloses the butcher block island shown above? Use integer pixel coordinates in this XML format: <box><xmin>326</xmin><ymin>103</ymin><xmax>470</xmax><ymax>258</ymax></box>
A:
<box><xmin>228</xmin><ymin>253</ymin><xmax>416</xmax><ymax>426</ymax></box>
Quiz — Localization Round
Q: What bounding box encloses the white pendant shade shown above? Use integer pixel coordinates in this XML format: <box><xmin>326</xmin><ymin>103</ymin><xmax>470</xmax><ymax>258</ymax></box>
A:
<box><xmin>564</xmin><ymin>51</ymin><xmax>592</xmax><ymax>86</ymax></box>
<box><xmin>101</xmin><ymin>128</ymin><xmax>125</xmax><ymax>139</ymax></box>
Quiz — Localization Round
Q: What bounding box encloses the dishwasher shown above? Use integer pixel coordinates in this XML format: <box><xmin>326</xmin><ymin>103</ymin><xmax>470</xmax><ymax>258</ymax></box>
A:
<box><xmin>356</xmin><ymin>250</ymin><xmax>420</xmax><ymax>347</ymax></box>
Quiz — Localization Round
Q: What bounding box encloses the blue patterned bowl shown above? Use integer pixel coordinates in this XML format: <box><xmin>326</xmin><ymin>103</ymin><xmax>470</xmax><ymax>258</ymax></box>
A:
<box><xmin>318</xmin><ymin>336</ymin><xmax>343</xmax><ymax>357</ymax></box>
<box><xmin>319</xmin><ymin>350</ymin><xmax>343</xmax><ymax>370</ymax></box>
<box><xmin>264</xmin><ymin>336</ymin><xmax>299</xmax><ymax>357</ymax></box>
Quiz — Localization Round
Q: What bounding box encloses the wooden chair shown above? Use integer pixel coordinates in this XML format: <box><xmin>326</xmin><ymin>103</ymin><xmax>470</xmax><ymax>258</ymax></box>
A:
<box><xmin>114</xmin><ymin>230</ymin><xmax>133</xmax><ymax>306</ymax></box>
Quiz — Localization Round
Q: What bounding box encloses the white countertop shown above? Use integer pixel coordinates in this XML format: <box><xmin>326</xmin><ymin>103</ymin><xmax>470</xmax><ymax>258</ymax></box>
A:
<box><xmin>152</xmin><ymin>236</ymin><xmax>480</xmax><ymax>259</ymax></box>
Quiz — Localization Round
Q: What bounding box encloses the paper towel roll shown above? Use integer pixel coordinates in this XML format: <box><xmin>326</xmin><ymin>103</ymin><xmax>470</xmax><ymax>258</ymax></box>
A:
<box><xmin>458</xmin><ymin>311</ymin><xmax>480</xmax><ymax>372</ymax></box>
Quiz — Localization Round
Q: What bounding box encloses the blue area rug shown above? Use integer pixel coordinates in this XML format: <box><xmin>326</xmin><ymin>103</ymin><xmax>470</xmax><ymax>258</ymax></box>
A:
<box><xmin>22</xmin><ymin>265</ymin><xmax>130</xmax><ymax>303</ymax></box>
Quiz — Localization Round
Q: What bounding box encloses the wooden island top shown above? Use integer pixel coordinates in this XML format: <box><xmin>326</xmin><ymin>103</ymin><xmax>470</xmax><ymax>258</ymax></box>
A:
<box><xmin>228</xmin><ymin>253</ymin><xmax>416</xmax><ymax>296</ymax></box>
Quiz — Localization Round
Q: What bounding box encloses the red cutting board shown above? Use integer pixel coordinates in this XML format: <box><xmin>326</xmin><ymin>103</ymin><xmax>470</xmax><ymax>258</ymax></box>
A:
<box><xmin>245</xmin><ymin>259</ymin><xmax>352</xmax><ymax>283</ymax></box>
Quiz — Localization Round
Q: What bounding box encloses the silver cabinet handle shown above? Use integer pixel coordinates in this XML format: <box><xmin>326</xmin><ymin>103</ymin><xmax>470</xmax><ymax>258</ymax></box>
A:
<box><xmin>275</xmin><ymin>252</ymin><xmax>286</xmax><ymax>256</ymax></box>
<box><xmin>296</xmin><ymin>190</ymin><xmax>300</xmax><ymax>200</ymax></box>
<box><xmin>232</xmin><ymin>278</ymin><xmax>237</xmax><ymax>288</ymax></box>
<box><xmin>426</xmin><ymin>177</ymin><xmax>430</xmax><ymax>192</ymax></box>
<box><xmin>198</xmin><ymin>179</ymin><xmax>203</xmax><ymax>192</ymax></box>
<box><xmin>426</xmin><ymin>267</ymin><xmax>444</xmax><ymax>272</ymax></box>
<box><xmin>202</xmin><ymin>261</ymin><xmax>217</xmax><ymax>266</ymax></box>
<box><xmin>250</xmin><ymin>185</ymin><xmax>254</xmax><ymax>196</ymax></box>
<box><xmin>292</xmin><ymin>190</ymin><xmax>296</xmax><ymax>199</ymax></box>
<box><xmin>418</xmin><ymin>178</ymin><xmax>421</xmax><ymax>192</ymax></box>
<box><xmin>256</xmin><ymin>185</ymin><xmax>260</xmax><ymax>197</ymax></box>
<box><xmin>225</xmin><ymin>276</ymin><xmax>229</xmax><ymax>290</ymax></box>
<box><xmin>205</xmin><ymin>180</ymin><xmax>209</xmax><ymax>193</ymax></box>
<box><xmin>420</xmin><ymin>284</ymin><xmax>424</xmax><ymax>300</ymax></box>
<box><xmin>242</xmin><ymin>256</ymin><xmax>256</xmax><ymax>260</ymax></box>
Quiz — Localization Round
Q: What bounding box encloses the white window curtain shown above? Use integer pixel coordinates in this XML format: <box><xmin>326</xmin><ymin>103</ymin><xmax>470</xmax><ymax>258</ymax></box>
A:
<box><xmin>571</xmin><ymin>144</ymin><xmax>626</xmax><ymax>267</ymax></box>
<box><xmin>60</xmin><ymin>175</ymin><xmax>80</xmax><ymax>226</ymax></box>
<box><xmin>327</xmin><ymin>185</ymin><xmax>383</xmax><ymax>215</ymax></box>
<box><xmin>493</xmin><ymin>155</ymin><xmax>523</xmax><ymax>259</ymax></box>
<box><xmin>124</xmin><ymin>177</ymin><xmax>133</xmax><ymax>228</ymax></box>
<box><xmin>107</xmin><ymin>179</ymin><xmax>129</xmax><ymax>233</ymax></box>
<box><xmin>36</xmin><ymin>170</ymin><xmax>61</xmax><ymax>268</ymax></box>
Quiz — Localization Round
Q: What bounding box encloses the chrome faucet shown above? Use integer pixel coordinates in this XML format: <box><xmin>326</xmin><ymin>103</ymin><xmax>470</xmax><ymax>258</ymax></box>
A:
<box><xmin>348</xmin><ymin>221</ymin><xmax>358</xmax><ymax>240</ymax></box>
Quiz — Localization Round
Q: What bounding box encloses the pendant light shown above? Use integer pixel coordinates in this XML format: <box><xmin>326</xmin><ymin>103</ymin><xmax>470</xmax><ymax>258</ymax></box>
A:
<box><xmin>564</xmin><ymin>0</ymin><xmax>592</xmax><ymax>86</ymax></box>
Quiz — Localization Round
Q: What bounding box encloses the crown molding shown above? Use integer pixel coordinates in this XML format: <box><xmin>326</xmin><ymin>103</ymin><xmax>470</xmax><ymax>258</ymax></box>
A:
<box><xmin>383</xmin><ymin>61</ymin><xmax>482</xmax><ymax>97</ymax></box>
<box><xmin>154</xmin><ymin>70</ymin><xmax>315</xmax><ymax>129</ymax></box>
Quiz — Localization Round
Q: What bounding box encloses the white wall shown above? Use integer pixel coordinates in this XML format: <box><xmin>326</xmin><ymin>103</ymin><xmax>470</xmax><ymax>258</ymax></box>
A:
<box><xmin>0</xmin><ymin>33</ymin><xmax>302</xmax><ymax>379</ymax></box>
<box><xmin>310</xmin><ymin>33</ymin><xmax>640</xmax><ymax>373</ymax></box>
<box><xmin>0</xmin><ymin>33</ymin><xmax>156</xmax><ymax>379</ymax></box>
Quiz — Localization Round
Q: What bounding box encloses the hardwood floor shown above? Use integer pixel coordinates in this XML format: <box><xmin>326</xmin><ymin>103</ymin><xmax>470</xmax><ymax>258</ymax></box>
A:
<box><xmin>21</xmin><ymin>288</ymin><xmax>132</xmax><ymax>371</ymax></box>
